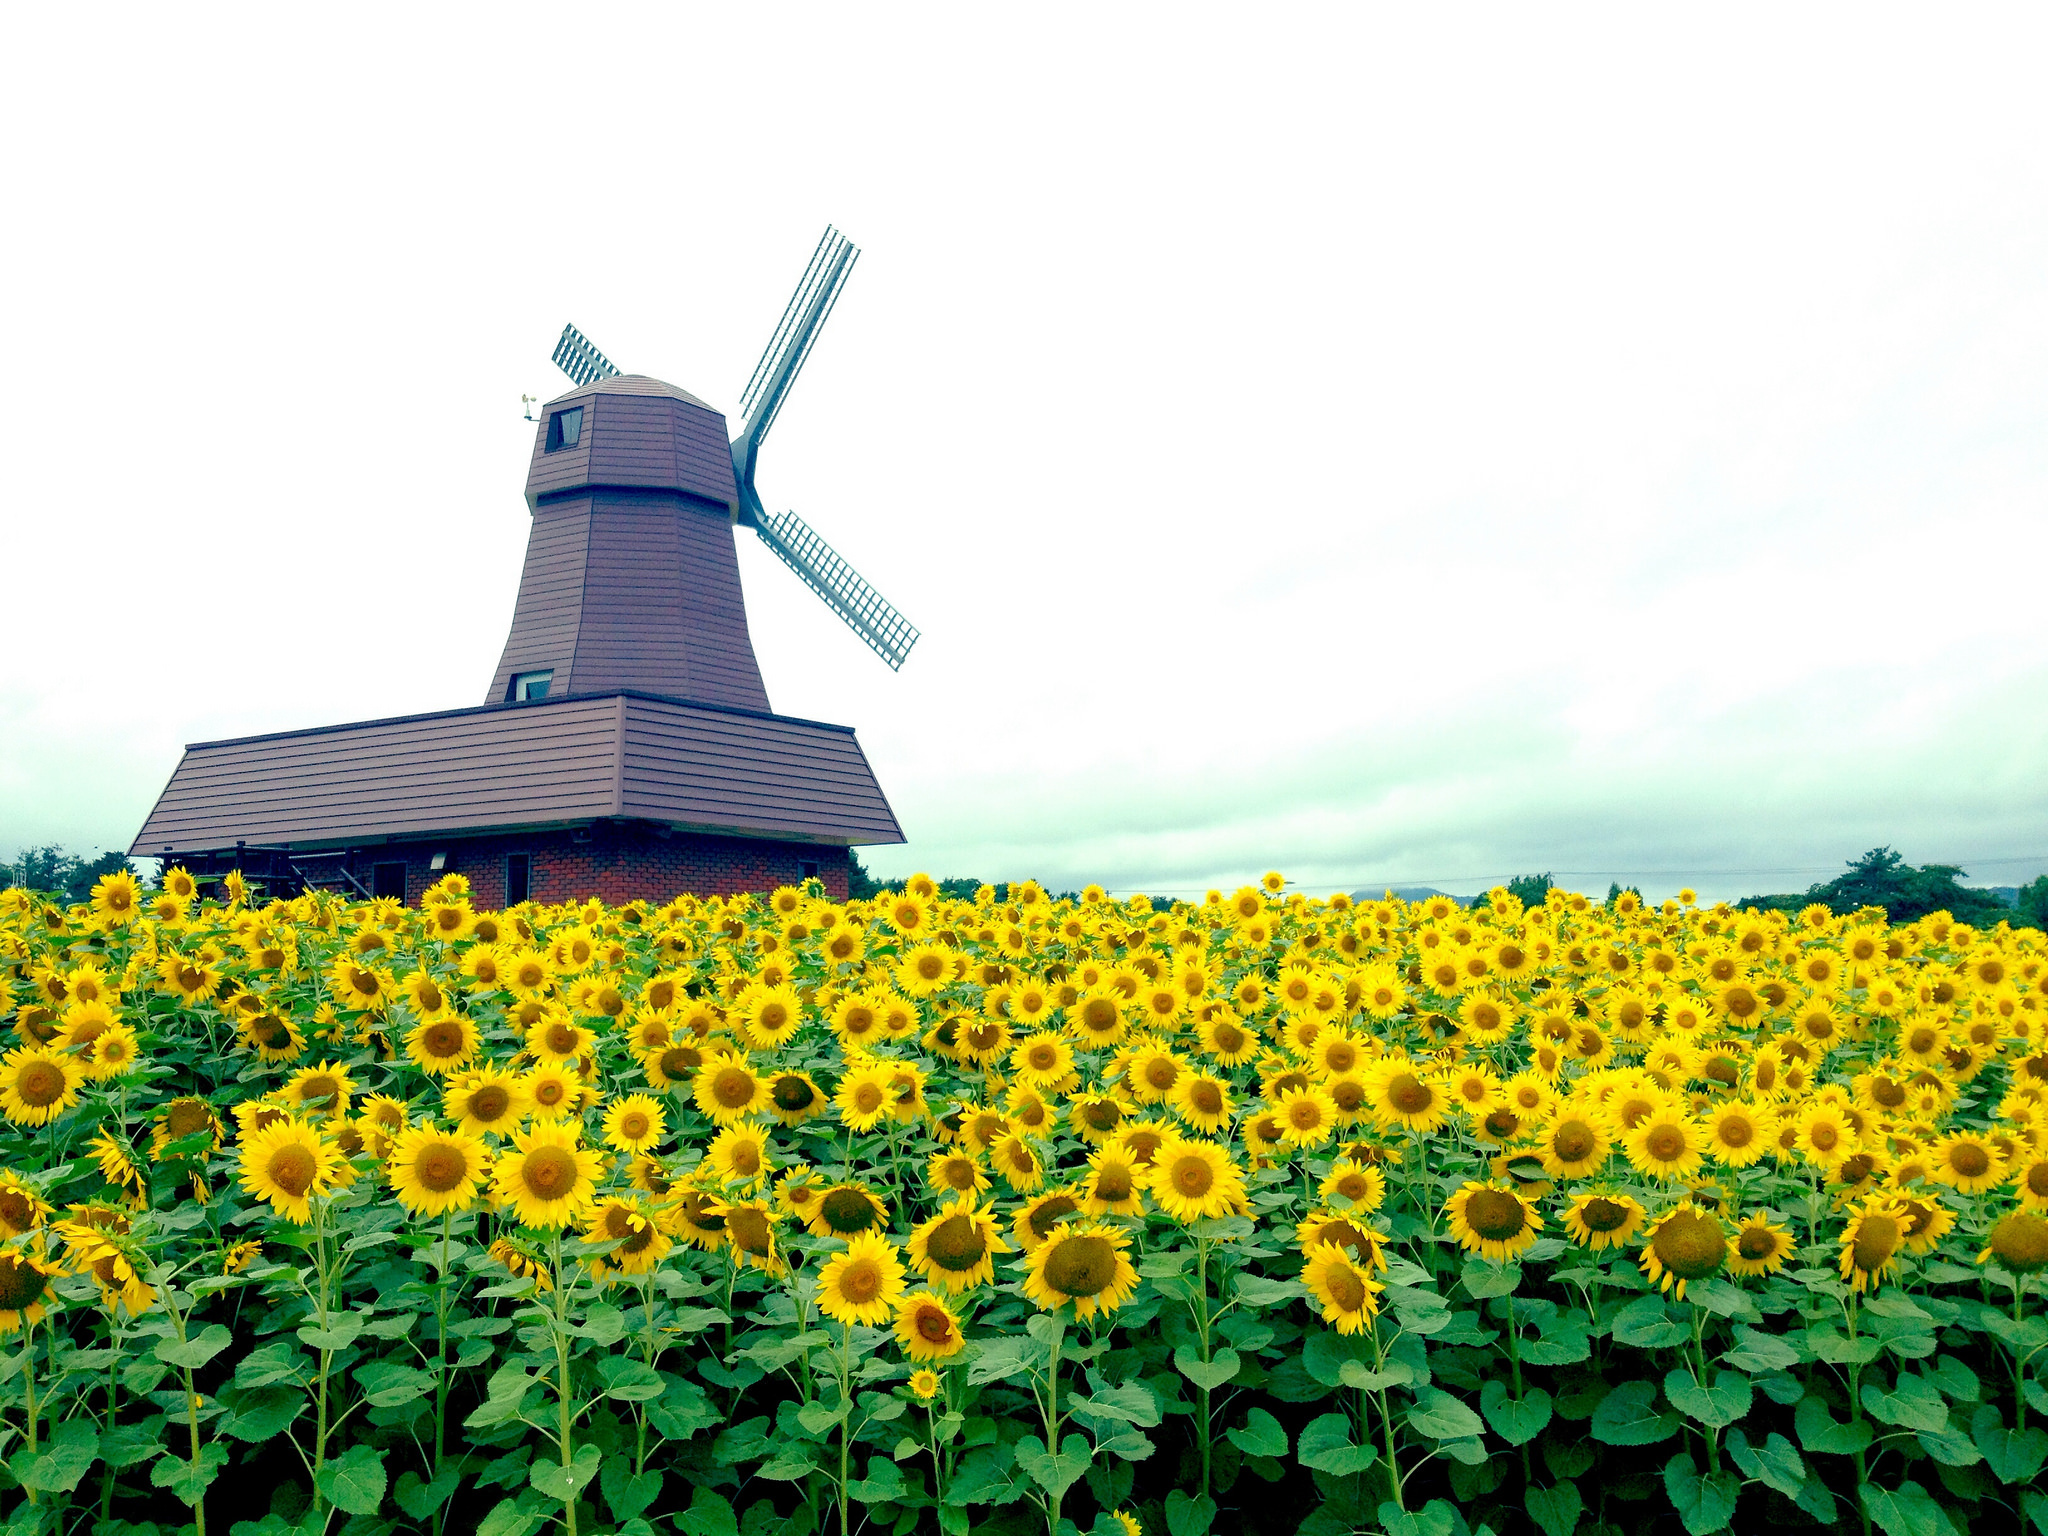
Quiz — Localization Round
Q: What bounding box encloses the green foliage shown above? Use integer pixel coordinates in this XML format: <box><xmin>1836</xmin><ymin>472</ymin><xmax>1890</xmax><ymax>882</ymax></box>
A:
<box><xmin>1740</xmin><ymin>845</ymin><xmax>2018</xmax><ymax>925</ymax></box>
<box><xmin>0</xmin><ymin>843</ymin><xmax>134</xmax><ymax>904</ymax></box>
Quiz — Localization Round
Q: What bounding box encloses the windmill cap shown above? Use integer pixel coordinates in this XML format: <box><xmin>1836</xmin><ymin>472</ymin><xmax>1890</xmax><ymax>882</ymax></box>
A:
<box><xmin>545</xmin><ymin>373</ymin><xmax>719</xmax><ymax>413</ymax></box>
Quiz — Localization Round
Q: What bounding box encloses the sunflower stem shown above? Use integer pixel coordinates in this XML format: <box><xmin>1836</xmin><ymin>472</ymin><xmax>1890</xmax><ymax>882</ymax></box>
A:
<box><xmin>1193</xmin><ymin>1229</ymin><xmax>1214</xmax><ymax>1505</ymax></box>
<box><xmin>1040</xmin><ymin>1312</ymin><xmax>1066</xmax><ymax>1536</ymax></box>
<box><xmin>837</xmin><ymin>1326</ymin><xmax>854</xmax><ymax>1536</ymax></box>
<box><xmin>19</xmin><ymin>1315</ymin><xmax>37</xmax><ymax>1506</ymax></box>
<box><xmin>552</xmin><ymin>1229</ymin><xmax>578</xmax><ymax>1536</ymax></box>
<box><xmin>311</xmin><ymin>1195</ymin><xmax>333</xmax><ymax>1515</ymax></box>
<box><xmin>431</xmin><ymin>1209</ymin><xmax>452</xmax><ymax>1536</ymax></box>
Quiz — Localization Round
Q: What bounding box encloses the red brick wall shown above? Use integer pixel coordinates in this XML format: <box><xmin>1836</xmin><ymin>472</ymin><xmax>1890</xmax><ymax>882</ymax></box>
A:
<box><xmin>363</xmin><ymin>827</ymin><xmax>850</xmax><ymax>908</ymax></box>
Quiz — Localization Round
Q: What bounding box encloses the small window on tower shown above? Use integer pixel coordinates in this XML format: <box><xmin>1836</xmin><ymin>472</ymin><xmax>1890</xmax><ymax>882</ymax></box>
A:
<box><xmin>372</xmin><ymin>862</ymin><xmax>408</xmax><ymax>901</ymax></box>
<box><xmin>506</xmin><ymin>854</ymin><xmax>531</xmax><ymax>905</ymax></box>
<box><xmin>511</xmin><ymin>670</ymin><xmax>554</xmax><ymax>702</ymax></box>
<box><xmin>799</xmin><ymin>860</ymin><xmax>821</xmax><ymax>880</ymax></box>
<box><xmin>545</xmin><ymin>407</ymin><xmax>583</xmax><ymax>452</ymax></box>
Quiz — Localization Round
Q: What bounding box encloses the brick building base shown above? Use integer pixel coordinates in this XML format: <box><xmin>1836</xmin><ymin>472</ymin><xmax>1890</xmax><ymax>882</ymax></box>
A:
<box><xmin>177</xmin><ymin>826</ymin><xmax>851</xmax><ymax>908</ymax></box>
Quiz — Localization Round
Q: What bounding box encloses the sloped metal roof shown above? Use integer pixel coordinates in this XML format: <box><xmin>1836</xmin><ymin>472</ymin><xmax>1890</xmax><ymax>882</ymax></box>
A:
<box><xmin>131</xmin><ymin>691</ymin><xmax>904</xmax><ymax>856</ymax></box>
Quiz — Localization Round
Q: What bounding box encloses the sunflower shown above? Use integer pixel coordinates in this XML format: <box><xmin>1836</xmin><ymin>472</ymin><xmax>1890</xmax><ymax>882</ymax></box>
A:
<box><xmin>1837</xmin><ymin>1195</ymin><xmax>1910</xmax><ymax>1293</ymax></box>
<box><xmin>926</xmin><ymin>1150</ymin><xmax>990</xmax><ymax>1199</ymax></box>
<box><xmin>1623</xmin><ymin>1110</ymin><xmax>1707</xmax><ymax>1182</ymax></box>
<box><xmin>328</xmin><ymin>958</ymin><xmax>395</xmax><ymax>1012</ymax></box>
<box><xmin>1978</xmin><ymin>1210</ymin><xmax>2048</xmax><ymax>1275</ymax></box>
<box><xmin>1702</xmin><ymin>1100</ymin><xmax>1774</xmax><ymax>1169</ymax></box>
<box><xmin>2011</xmin><ymin>1154</ymin><xmax>2048</xmax><ymax>1212</ymax></box>
<box><xmin>91</xmin><ymin>869</ymin><xmax>141</xmax><ymax>925</ymax></box>
<box><xmin>1170</xmin><ymin>1073</ymin><xmax>1234</xmax><ymax>1136</ymax></box>
<box><xmin>640</xmin><ymin>1042</ymin><xmax>708</xmax><ymax>1088</ymax></box>
<box><xmin>827</xmin><ymin>1062</ymin><xmax>890</xmax><ymax>1132</ymax></box>
<box><xmin>807</xmin><ymin>1182</ymin><xmax>889</xmax><ymax>1240</ymax></box>
<box><xmin>1013</xmin><ymin>1189</ymin><xmax>1087</xmax><ymax>1251</ymax></box>
<box><xmin>909</xmin><ymin>1368</ymin><xmax>943</xmax><ymax>1401</ymax></box>
<box><xmin>1366</xmin><ymin>1064</ymin><xmax>1452</xmax><ymax>1135</ymax></box>
<box><xmin>818</xmin><ymin>1232</ymin><xmax>909</xmax><ymax>1326</ymax></box>
<box><xmin>0</xmin><ymin>1239</ymin><xmax>65</xmax><ymax>1334</ymax></box>
<box><xmin>1534</xmin><ymin>1112</ymin><xmax>1611</xmax><ymax>1179</ymax></box>
<box><xmin>524</xmin><ymin>1064</ymin><xmax>586</xmax><ymax>1122</ymax></box>
<box><xmin>1893</xmin><ymin>1193</ymin><xmax>1955</xmax><ymax>1254</ymax></box>
<box><xmin>602</xmin><ymin>1094</ymin><xmax>668</xmax><ymax>1156</ymax></box>
<box><xmin>991</xmin><ymin>1132</ymin><xmax>1046</xmax><ymax>1192</ymax></box>
<box><xmin>733</xmin><ymin>983</ymin><xmax>805</xmax><ymax>1051</ymax></box>
<box><xmin>1145</xmin><ymin>1139</ymin><xmax>1247</xmax><ymax>1223</ymax></box>
<box><xmin>1124</xmin><ymin>1042</ymin><xmax>1184</xmax><ymax>1104</ymax></box>
<box><xmin>1067</xmin><ymin>1091</ymin><xmax>1129</xmax><ymax>1145</ymax></box>
<box><xmin>1724</xmin><ymin>1214</ymin><xmax>1795</xmax><ymax>1278</ymax></box>
<box><xmin>529</xmin><ymin>1009</ymin><xmax>597</xmax><ymax>1066</ymax></box>
<box><xmin>1263</xmin><ymin>1085</ymin><xmax>1332</xmax><ymax>1150</ymax></box>
<box><xmin>776</xmin><ymin>1165</ymin><xmax>823</xmax><ymax>1225</ymax></box>
<box><xmin>444</xmin><ymin>1068</ymin><xmax>529</xmax><ymax>1137</ymax></box>
<box><xmin>239</xmin><ymin>1011</ymin><xmax>305</xmax><ymax>1064</ymax></box>
<box><xmin>1295</xmin><ymin>1211</ymin><xmax>1388</xmax><ymax>1272</ymax></box>
<box><xmin>149</xmin><ymin>1096</ymin><xmax>224</xmax><ymax>1161</ymax></box>
<box><xmin>887</xmin><ymin>1290</ymin><xmax>966</xmax><ymax>1364</ymax></box>
<box><xmin>237</xmin><ymin>1119</ymin><xmax>348</xmax><ymax>1222</ymax></box>
<box><xmin>1198</xmin><ymin>1009</ymin><xmax>1259</xmax><ymax>1066</ymax></box>
<box><xmin>1319</xmin><ymin>1158</ymin><xmax>1387</xmax><ymax>1212</ymax></box>
<box><xmin>669</xmin><ymin>1187</ymin><xmax>730</xmax><ymax>1252</ymax></box>
<box><xmin>906</xmin><ymin>1198</ymin><xmax>1010</xmax><ymax>1292</ymax></box>
<box><xmin>1445</xmin><ymin>1182</ymin><xmax>1542</xmax><ymax>1263</ymax></box>
<box><xmin>405</xmin><ymin>1014</ymin><xmax>480</xmax><ymax>1076</ymax></box>
<box><xmin>583</xmin><ymin>1197</ymin><xmax>673</xmax><ymax>1280</ymax></box>
<box><xmin>284</xmin><ymin>1061</ymin><xmax>357</xmax><ymax>1118</ymax></box>
<box><xmin>1023</xmin><ymin>1220</ymin><xmax>1140</xmax><ymax>1321</ymax></box>
<box><xmin>64</xmin><ymin>1226</ymin><xmax>155</xmax><ymax>1315</ymax></box>
<box><xmin>706</xmin><ymin>1124</ymin><xmax>773</xmax><ymax>1187</ymax></box>
<box><xmin>1640</xmin><ymin>1202</ymin><xmax>1729</xmax><ymax>1300</ymax></box>
<box><xmin>386</xmin><ymin>1124</ymin><xmax>488</xmax><ymax>1217</ymax></box>
<box><xmin>717</xmin><ymin>1198</ymin><xmax>785</xmax><ymax>1275</ymax></box>
<box><xmin>490</xmin><ymin>1122</ymin><xmax>602</xmax><ymax>1230</ymax></box>
<box><xmin>1559</xmin><ymin>1191</ymin><xmax>1646</xmax><ymax>1251</ymax></box>
<box><xmin>1927</xmin><ymin>1131</ymin><xmax>2006</xmax><ymax>1194</ymax></box>
<box><xmin>1079</xmin><ymin>1146</ymin><xmax>1144</xmax><ymax>1217</ymax></box>
<box><xmin>1301</xmin><ymin>1241</ymin><xmax>1385</xmax><ymax>1335</ymax></box>
<box><xmin>0</xmin><ymin>1172</ymin><xmax>52</xmax><ymax>1238</ymax></box>
<box><xmin>766</xmin><ymin>1070</ymin><xmax>828</xmax><ymax>1126</ymax></box>
<box><xmin>0</xmin><ymin>1046</ymin><xmax>81</xmax><ymax>1127</ymax></box>
<box><xmin>693</xmin><ymin>1058</ymin><xmax>769</xmax><ymax>1124</ymax></box>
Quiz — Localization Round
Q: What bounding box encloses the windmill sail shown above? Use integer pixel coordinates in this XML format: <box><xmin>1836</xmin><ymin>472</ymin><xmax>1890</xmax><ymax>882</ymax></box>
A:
<box><xmin>754</xmin><ymin>509</ymin><xmax>919</xmax><ymax>671</ymax></box>
<box><xmin>553</xmin><ymin>324</ymin><xmax>622</xmax><ymax>387</ymax></box>
<box><xmin>737</xmin><ymin>228</ymin><xmax>858</xmax><ymax>454</ymax></box>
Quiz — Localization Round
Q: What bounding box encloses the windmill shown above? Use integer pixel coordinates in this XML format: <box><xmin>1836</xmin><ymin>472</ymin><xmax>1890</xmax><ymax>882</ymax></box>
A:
<box><xmin>549</xmin><ymin>227</ymin><xmax>918</xmax><ymax>672</ymax></box>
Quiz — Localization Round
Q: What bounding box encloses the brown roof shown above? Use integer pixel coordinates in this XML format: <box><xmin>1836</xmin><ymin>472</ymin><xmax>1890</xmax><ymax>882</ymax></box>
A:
<box><xmin>131</xmin><ymin>691</ymin><xmax>904</xmax><ymax>856</ymax></box>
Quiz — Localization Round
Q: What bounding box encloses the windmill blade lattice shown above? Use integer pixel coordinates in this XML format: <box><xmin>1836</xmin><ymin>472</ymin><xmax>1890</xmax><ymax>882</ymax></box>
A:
<box><xmin>553</xmin><ymin>324</ymin><xmax>622</xmax><ymax>388</ymax></box>
<box><xmin>754</xmin><ymin>509</ymin><xmax>919</xmax><ymax>671</ymax></box>
<box><xmin>737</xmin><ymin>227</ymin><xmax>858</xmax><ymax>449</ymax></box>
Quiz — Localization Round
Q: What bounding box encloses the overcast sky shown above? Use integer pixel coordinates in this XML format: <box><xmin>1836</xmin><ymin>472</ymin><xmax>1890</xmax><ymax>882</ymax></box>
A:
<box><xmin>5</xmin><ymin>9</ymin><xmax>2046</xmax><ymax>903</ymax></box>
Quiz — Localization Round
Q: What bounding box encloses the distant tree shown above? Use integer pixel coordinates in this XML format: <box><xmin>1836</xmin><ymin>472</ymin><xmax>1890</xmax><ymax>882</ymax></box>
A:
<box><xmin>1</xmin><ymin>846</ymin><xmax>135</xmax><ymax>906</ymax></box>
<box><xmin>1506</xmin><ymin>873</ymin><xmax>1553</xmax><ymax>907</ymax></box>
<box><xmin>2015</xmin><ymin>874</ymin><xmax>2048</xmax><ymax>931</ymax></box>
<box><xmin>1739</xmin><ymin>847</ymin><xmax>2012</xmax><ymax>925</ymax></box>
<box><xmin>847</xmin><ymin>850</ymin><xmax>884</xmax><ymax>902</ymax></box>
<box><xmin>1607</xmin><ymin>881</ymin><xmax>1644</xmax><ymax>906</ymax></box>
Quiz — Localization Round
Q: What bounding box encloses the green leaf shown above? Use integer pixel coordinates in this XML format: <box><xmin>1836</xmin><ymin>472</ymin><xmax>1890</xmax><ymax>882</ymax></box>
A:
<box><xmin>599</xmin><ymin>1357</ymin><xmax>666</xmax><ymax>1402</ymax></box>
<box><xmin>1861</xmin><ymin>1479</ymin><xmax>1960</xmax><ymax>1536</ymax></box>
<box><xmin>1806</xmin><ymin>1326</ymin><xmax>1881</xmax><ymax>1365</ymax></box>
<box><xmin>1664</xmin><ymin>1450</ymin><xmax>1740</xmax><ymax>1535</ymax></box>
<box><xmin>1480</xmin><ymin>1380</ymin><xmax>1553</xmax><ymax>1446</ymax></box>
<box><xmin>1685</xmin><ymin>1277</ymin><xmax>1761</xmax><ymax>1320</ymax></box>
<box><xmin>1665</xmin><ymin>1369</ymin><xmax>1752</xmax><ymax>1430</ymax></box>
<box><xmin>797</xmin><ymin>1398</ymin><xmax>849</xmax><ymax>1436</ymax></box>
<box><xmin>318</xmin><ymin>1442</ymin><xmax>389</xmax><ymax>1517</ymax></box>
<box><xmin>1589</xmin><ymin>1379</ymin><xmax>1679</xmax><ymax>1446</ymax></box>
<box><xmin>848</xmin><ymin>1455</ymin><xmax>908</xmax><ymax>1505</ymax></box>
<box><xmin>1174</xmin><ymin>1346</ymin><xmax>1240</xmax><ymax>1391</ymax></box>
<box><xmin>394</xmin><ymin>1469</ymin><xmax>463</xmax><ymax>1520</ymax></box>
<box><xmin>476</xmin><ymin>1497</ymin><xmax>546</xmax><ymax>1536</ymax></box>
<box><xmin>356</xmin><ymin>1359</ymin><xmax>434</xmax><ymax>1407</ymax></box>
<box><xmin>233</xmin><ymin>1339</ymin><xmax>310</xmax><ymax>1390</ymax></box>
<box><xmin>574</xmin><ymin>1304</ymin><xmax>627</xmax><ymax>1346</ymax></box>
<box><xmin>151</xmin><ymin>1441</ymin><xmax>229</xmax><ymax>1504</ymax></box>
<box><xmin>1071</xmin><ymin>1380</ymin><xmax>1162</xmax><ymax>1429</ymax></box>
<box><xmin>1861</xmin><ymin>1374</ymin><xmax>1949</xmax><ymax>1433</ymax></box>
<box><xmin>1971</xmin><ymin>1405</ymin><xmax>2048</xmax><ymax>1484</ymax></box>
<box><xmin>1234</xmin><ymin>1274</ymin><xmax>1306</xmax><ymax>1306</ymax></box>
<box><xmin>602</xmin><ymin>1458</ymin><xmax>662</xmax><ymax>1520</ymax></box>
<box><xmin>1225</xmin><ymin>1407</ymin><xmax>1288</xmax><ymax>1460</ymax></box>
<box><xmin>155</xmin><ymin>1323</ymin><xmax>234</xmax><ymax>1370</ymax></box>
<box><xmin>17</xmin><ymin>1421</ymin><xmax>98</xmax><ymax>1494</ymax></box>
<box><xmin>1927</xmin><ymin>1356</ymin><xmax>1981</xmax><ymax>1403</ymax></box>
<box><xmin>297</xmin><ymin>1312</ymin><xmax>366</xmax><ymax>1352</ymax></box>
<box><xmin>1407</xmin><ymin>1386</ymin><xmax>1484</xmax><ymax>1442</ymax></box>
<box><xmin>1726</xmin><ymin>1427</ymin><xmax>1805</xmax><ymax>1497</ymax></box>
<box><xmin>97</xmin><ymin>1423</ymin><xmax>163</xmax><ymax>1470</ymax></box>
<box><xmin>529</xmin><ymin>1443</ymin><xmax>602</xmax><ymax>1503</ymax></box>
<box><xmin>1520</xmin><ymin>1321</ymin><xmax>1592</xmax><ymax>1366</ymax></box>
<box><xmin>1013</xmin><ymin>1433</ymin><xmax>1092</xmax><ymax>1498</ymax></box>
<box><xmin>1796</xmin><ymin>1394</ymin><xmax>1873</xmax><ymax>1455</ymax></box>
<box><xmin>1164</xmin><ymin>1489</ymin><xmax>1217</xmax><ymax>1536</ymax></box>
<box><xmin>1611</xmin><ymin>1294</ymin><xmax>1686</xmax><ymax>1349</ymax></box>
<box><xmin>1462</xmin><ymin>1257</ymin><xmax>1522</xmax><ymax>1297</ymax></box>
<box><xmin>1722</xmin><ymin>1325</ymin><xmax>1801</xmax><ymax>1374</ymax></box>
<box><xmin>1525</xmin><ymin>1481</ymin><xmax>1583</xmax><ymax>1536</ymax></box>
<box><xmin>223</xmin><ymin>1385</ymin><xmax>305</xmax><ymax>1442</ymax></box>
<box><xmin>2024</xmin><ymin>1490</ymin><xmax>2048</xmax><ymax>1536</ymax></box>
<box><xmin>1296</xmin><ymin>1413</ymin><xmax>1377</xmax><ymax>1477</ymax></box>
<box><xmin>1339</xmin><ymin>1358</ymin><xmax>1417</xmax><ymax>1392</ymax></box>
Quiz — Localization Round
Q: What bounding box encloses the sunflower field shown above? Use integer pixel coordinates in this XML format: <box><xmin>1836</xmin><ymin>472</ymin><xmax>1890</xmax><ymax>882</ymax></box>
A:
<box><xmin>1</xmin><ymin>868</ymin><xmax>2046</xmax><ymax>1536</ymax></box>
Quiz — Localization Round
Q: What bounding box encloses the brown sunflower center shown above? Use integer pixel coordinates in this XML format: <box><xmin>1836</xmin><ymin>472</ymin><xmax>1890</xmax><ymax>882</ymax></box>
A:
<box><xmin>821</xmin><ymin>1188</ymin><xmax>879</xmax><ymax>1234</ymax></box>
<box><xmin>468</xmin><ymin>1084</ymin><xmax>511</xmax><ymax>1122</ymax></box>
<box><xmin>15</xmin><ymin>1062</ymin><xmax>67</xmax><ymax>1107</ymax></box>
<box><xmin>1645</xmin><ymin>1125</ymin><xmax>1687</xmax><ymax>1161</ymax></box>
<box><xmin>1387</xmin><ymin>1074</ymin><xmax>1433</xmax><ymax>1116</ymax></box>
<box><xmin>1715</xmin><ymin>1117</ymin><xmax>1753</xmax><ymax>1149</ymax></box>
<box><xmin>1028</xmin><ymin>1196</ymin><xmax>1079</xmax><ymax>1241</ymax></box>
<box><xmin>659</xmin><ymin>1047</ymin><xmax>701</xmax><ymax>1078</ymax></box>
<box><xmin>1553</xmin><ymin>1120</ymin><xmax>1597</xmax><ymax>1162</ymax></box>
<box><xmin>1324</xmin><ymin>1264</ymin><xmax>1368</xmax><ymax>1311</ymax></box>
<box><xmin>1464</xmin><ymin>1189</ymin><xmax>1529</xmax><ymax>1242</ymax></box>
<box><xmin>1652</xmin><ymin>1211</ymin><xmax>1728</xmax><ymax>1279</ymax></box>
<box><xmin>266</xmin><ymin>1143</ymin><xmax>320</xmax><ymax>1198</ymax></box>
<box><xmin>712</xmin><ymin>1069</ymin><xmax>756</xmax><ymax>1108</ymax></box>
<box><xmin>1144</xmin><ymin>1058</ymin><xmax>1178</xmax><ymax>1090</ymax></box>
<box><xmin>0</xmin><ymin>1190</ymin><xmax>34</xmax><ymax>1230</ymax></box>
<box><xmin>166</xmin><ymin>1100</ymin><xmax>212</xmax><ymax>1137</ymax></box>
<box><xmin>1092</xmin><ymin>1165</ymin><xmax>1133</xmax><ymax>1202</ymax></box>
<box><xmin>727</xmin><ymin>1141</ymin><xmax>760</xmax><ymax>1176</ymax></box>
<box><xmin>0</xmin><ymin>1254</ymin><xmax>51</xmax><ymax>1310</ymax></box>
<box><xmin>837</xmin><ymin>1257</ymin><xmax>883</xmax><ymax>1304</ymax></box>
<box><xmin>1737</xmin><ymin>1227</ymin><xmax>1780</xmax><ymax>1261</ymax></box>
<box><xmin>1988</xmin><ymin>1212</ymin><xmax>2048</xmax><ymax>1273</ymax></box>
<box><xmin>1851</xmin><ymin>1213</ymin><xmax>1901</xmax><ymax>1274</ymax></box>
<box><xmin>915</xmin><ymin>1304</ymin><xmax>955</xmax><ymax>1343</ymax></box>
<box><xmin>727</xmin><ymin>1207</ymin><xmax>774</xmax><ymax>1256</ymax></box>
<box><xmin>421</xmin><ymin>1021</ymin><xmax>466</xmax><ymax>1058</ymax></box>
<box><xmin>1580</xmin><ymin>1197</ymin><xmax>1631</xmax><ymax>1233</ymax></box>
<box><xmin>416</xmin><ymin>1143</ymin><xmax>469</xmax><ymax>1193</ymax></box>
<box><xmin>1947</xmin><ymin>1144</ymin><xmax>1990</xmax><ymax>1179</ymax></box>
<box><xmin>925</xmin><ymin>1214</ymin><xmax>987</xmax><ymax>1270</ymax></box>
<box><xmin>520</xmin><ymin>1146</ymin><xmax>578</xmax><ymax>1201</ymax></box>
<box><xmin>1189</xmin><ymin>1082</ymin><xmax>1224</xmax><ymax>1115</ymax></box>
<box><xmin>1042</xmin><ymin>1234</ymin><xmax>1117</xmax><ymax>1295</ymax></box>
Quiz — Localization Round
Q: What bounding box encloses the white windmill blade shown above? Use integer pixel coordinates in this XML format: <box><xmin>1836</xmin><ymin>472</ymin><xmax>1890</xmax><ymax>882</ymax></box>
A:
<box><xmin>553</xmin><ymin>323</ymin><xmax>621</xmax><ymax>388</ymax></box>
<box><xmin>735</xmin><ymin>227</ymin><xmax>858</xmax><ymax>459</ymax></box>
<box><xmin>753</xmin><ymin>509</ymin><xmax>919</xmax><ymax>671</ymax></box>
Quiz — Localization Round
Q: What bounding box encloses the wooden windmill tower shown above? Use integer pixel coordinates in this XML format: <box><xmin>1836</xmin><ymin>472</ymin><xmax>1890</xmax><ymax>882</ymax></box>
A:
<box><xmin>132</xmin><ymin>230</ymin><xmax>907</xmax><ymax>905</ymax></box>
